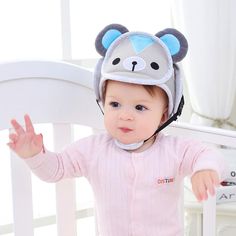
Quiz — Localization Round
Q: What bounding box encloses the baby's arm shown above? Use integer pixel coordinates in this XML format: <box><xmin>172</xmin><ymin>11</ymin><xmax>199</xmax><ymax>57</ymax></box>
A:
<box><xmin>191</xmin><ymin>169</ymin><xmax>220</xmax><ymax>201</ymax></box>
<box><xmin>8</xmin><ymin>114</ymin><xmax>88</xmax><ymax>182</ymax></box>
<box><xmin>176</xmin><ymin>137</ymin><xmax>227</xmax><ymax>202</ymax></box>
<box><xmin>8</xmin><ymin>114</ymin><xmax>44</xmax><ymax>158</ymax></box>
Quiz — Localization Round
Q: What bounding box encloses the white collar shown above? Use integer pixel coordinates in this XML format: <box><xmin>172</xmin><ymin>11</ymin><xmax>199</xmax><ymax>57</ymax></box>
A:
<box><xmin>114</xmin><ymin>139</ymin><xmax>144</xmax><ymax>151</ymax></box>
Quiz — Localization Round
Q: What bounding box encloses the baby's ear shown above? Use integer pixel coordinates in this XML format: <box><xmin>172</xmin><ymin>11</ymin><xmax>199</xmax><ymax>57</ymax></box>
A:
<box><xmin>95</xmin><ymin>24</ymin><xmax>129</xmax><ymax>57</ymax></box>
<box><xmin>160</xmin><ymin>107</ymin><xmax>169</xmax><ymax>126</ymax></box>
<box><xmin>155</xmin><ymin>28</ymin><xmax>188</xmax><ymax>63</ymax></box>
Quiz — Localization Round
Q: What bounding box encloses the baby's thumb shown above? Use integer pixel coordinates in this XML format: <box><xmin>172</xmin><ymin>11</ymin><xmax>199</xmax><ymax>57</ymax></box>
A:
<box><xmin>34</xmin><ymin>133</ymin><xmax>43</xmax><ymax>146</ymax></box>
<box><xmin>7</xmin><ymin>142</ymin><xmax>15</xmax><ymax>151</ymax></box>
<box><xmin>36</xmin><ymin>133</ymin><xmax>45</xmax><ymax>153</ymax></box>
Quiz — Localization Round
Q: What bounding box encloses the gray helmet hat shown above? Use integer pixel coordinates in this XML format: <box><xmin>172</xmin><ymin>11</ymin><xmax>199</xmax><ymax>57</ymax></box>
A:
<box><xmin>94</xmin><ymin>24</ymin><xmax>188</xmax><ymax>150</ymax></box>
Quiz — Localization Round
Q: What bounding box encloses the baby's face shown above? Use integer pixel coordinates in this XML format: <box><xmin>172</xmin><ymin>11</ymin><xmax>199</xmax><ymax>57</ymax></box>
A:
<box><xmin>103</xmin><ymin>80</ymin><xmax>168</xmax><ymax>145</ymax></box>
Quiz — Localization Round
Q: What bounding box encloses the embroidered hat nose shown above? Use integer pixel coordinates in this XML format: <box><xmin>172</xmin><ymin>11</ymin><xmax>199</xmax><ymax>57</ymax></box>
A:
<box><xmin>132</xmin><ymin>61</ymin><xmax>137</xmax><ymax>71</ymax></box>
<box><xmin>123</xmin><ymin>56</ymin><xmax>146</xmax><ymax>71</ymax></box>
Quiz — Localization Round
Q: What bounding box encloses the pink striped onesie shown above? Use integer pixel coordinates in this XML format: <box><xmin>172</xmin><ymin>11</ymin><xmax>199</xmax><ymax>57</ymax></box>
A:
<box><xmin>25</xmin><ymin>132</ymin><xmax>226</xmax><ymax>236</ymax></box>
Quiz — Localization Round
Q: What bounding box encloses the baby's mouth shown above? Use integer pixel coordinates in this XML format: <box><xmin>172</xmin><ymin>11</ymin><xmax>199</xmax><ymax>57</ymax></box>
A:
<box><xmin>119</xmin><ymin>127</ymin><xmax>133</xmax><ymax>133</ymax></box>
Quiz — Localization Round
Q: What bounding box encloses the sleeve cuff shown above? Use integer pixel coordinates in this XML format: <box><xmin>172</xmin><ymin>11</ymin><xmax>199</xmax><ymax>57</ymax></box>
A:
<box><xmin>24</xmin><ymin>148</ymin><xmax>47</xmax><ymax>169</ymax></box>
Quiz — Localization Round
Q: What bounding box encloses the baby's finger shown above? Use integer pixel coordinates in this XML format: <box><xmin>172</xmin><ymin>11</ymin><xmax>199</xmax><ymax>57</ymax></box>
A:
<box><xmin>9</xmin><ymin>133</ymin><xmax>18</xmax><ymax>143</ymax></box>
<box><xmin>211</xmin><ymin>172</ymin><xmax>220</xmax><ymax>187</ymax></box>
<box><xmin>24</xmin><ymin>114</ymin><xmax>35</xmax><ymax>133</ymax></box>
<box><xmin>192</xmin><ymin>187</ymin><xmax>201</xmax><ymax>201</ymax></box>
<box><xmin>11</xmin><ymin>119</ymin><xmax>25</xmax><ymax>135</ymax></box>
<box><xmin>7</xmin><ymin>142</ymin><xmax>16</xmax><ymax>150</ymax></box>
<box><xmin>204</xmin><ymin>178</ymin><xmax>215</xmax><ymax>197</ymax></box>
<box><xmin>193</xmin><ymin>182</ymin><xmax>206</xmax><ymax>201</ymax></box>
<box><xmin>198</xmin><ymin>183</ymin><xmax>208</xmax><ymax>201</ymax></box>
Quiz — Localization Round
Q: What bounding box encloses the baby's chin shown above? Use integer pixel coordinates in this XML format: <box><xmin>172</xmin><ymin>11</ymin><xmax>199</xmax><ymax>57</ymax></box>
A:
<box><xmin>115</xmin><ymin>136</ymin><xmax>143</xmax><ymax>145</ymax></box>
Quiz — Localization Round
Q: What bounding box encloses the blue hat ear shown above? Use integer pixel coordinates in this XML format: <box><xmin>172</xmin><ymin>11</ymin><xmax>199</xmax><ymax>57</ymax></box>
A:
<box><xmin>155</xmin><ymin>28</ymin><xmax>188</xmax><ymax>63</ymax></box>
<box><xmin>95</xmin><ymin>24</ymin><xmax>129</xmax><ymax>57</ymax></box>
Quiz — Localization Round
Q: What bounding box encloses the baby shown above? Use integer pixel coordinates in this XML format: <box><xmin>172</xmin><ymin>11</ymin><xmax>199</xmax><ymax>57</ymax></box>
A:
<box><xmin>8</xmin><ymin>24</ymin><xmax>226</xmax><ymax>236</ymax></box>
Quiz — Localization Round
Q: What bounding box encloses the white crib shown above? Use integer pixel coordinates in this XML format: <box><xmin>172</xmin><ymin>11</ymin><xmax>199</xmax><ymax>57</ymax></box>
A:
<box><xmin>0</xmin><ymin>60</ymin><xmax>236</xmax><ymax>236</ymax></box>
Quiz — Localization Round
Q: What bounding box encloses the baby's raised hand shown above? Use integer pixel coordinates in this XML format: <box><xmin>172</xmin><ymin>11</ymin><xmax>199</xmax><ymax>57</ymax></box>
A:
<box><xmin>191</xmin><ymin>170</ymin><xmax>220</xmax><ymax>202</ymax></box>
<box><xmin>8</xmin><ymin>114</ymin><xmax>43</xmax><ymax>158</ymax></box>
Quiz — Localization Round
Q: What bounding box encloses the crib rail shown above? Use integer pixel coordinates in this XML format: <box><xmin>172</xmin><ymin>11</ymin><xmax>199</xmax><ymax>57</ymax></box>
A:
<box><xmin>166</xmin><ymin>122</ymin><xmax>236</xmax><ymax>148</ymax></box>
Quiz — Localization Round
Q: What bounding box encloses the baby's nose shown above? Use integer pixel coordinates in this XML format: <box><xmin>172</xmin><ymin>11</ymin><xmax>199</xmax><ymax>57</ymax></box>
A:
<box><xmin>118</xmin><ymin>107</ymin><xmax>134</xmax><ymax>120</ymax></box>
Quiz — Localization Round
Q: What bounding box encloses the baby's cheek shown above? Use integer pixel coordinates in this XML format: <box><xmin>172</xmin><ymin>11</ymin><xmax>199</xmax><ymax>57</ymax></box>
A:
<box><xmin>104</xmin><ymin>114</ymin><xmax>115</xmax><ymax>133</ymax></box>
<box><xmin>141</xmin><ymin>119</ymin><xmax>159</xmax><ymax>135</ymax></box>
<box><xmin>103</xmin><ymin>115</ymin><xmax>110</xmax><ymax>129</ymax></box>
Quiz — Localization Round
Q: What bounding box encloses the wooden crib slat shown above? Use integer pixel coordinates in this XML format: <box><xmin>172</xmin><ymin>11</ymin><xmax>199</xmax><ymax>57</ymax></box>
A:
<box><xmin>53</xmin><ymin>124</ymin><xmax>77</xmax><ymax>236</ymax></box>
<box><xmin>10</xmin><ymin>151</ymin><xmax>34</xmax><ymax>236</ymax></box>
<box><xmin>56</xmin><ymin>179</ymin><xmax>77</xmax><ymax>236</ymax></box>
<box><xmin>203</xmin><ymin>195</ymin><xmax>216</xmax><ymax>236</ymax></box>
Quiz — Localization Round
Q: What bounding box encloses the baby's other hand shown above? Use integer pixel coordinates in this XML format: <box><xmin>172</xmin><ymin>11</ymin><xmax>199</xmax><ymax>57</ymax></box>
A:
<box><xmin>8</xmin><ymin>114</ymin><xmax>43</xmax><ymax>158</ymax></box>
<box><xmin>191</xmin><ymin>170</ymin><xmax>220</xmax><ymax>202</ymax></box>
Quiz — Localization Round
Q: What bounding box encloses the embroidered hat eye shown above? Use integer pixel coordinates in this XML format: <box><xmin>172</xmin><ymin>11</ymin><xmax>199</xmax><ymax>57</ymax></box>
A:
<box><xmin>150</xmin><ymin>62</ymin><xmax>159</xmax><ymax>70</ymax></box>
<box><xmin>112</xmin><ymin>58</ymin><xmax>120</xmax><ymax>65</ymax></box>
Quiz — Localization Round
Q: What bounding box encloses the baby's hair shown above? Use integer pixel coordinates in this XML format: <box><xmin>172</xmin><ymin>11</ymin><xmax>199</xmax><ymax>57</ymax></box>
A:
<box><xmin>143</xmin><ymin>85</ymin><xmax>159</xmax><ymax>97</ymax></box>
<box><xmin>102</xmin><ymin>80</ymin><xmax>168</xmax><ymax>105</ymax></box>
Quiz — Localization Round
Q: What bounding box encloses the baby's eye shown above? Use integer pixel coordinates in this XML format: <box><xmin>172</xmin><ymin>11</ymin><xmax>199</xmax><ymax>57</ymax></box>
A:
<box><xmin>135</xmin><ymin>105</ymin><xmax>147</xmax><ymax>111</ymax></box>
<box><xmin>109</xmin><ymin>101</ymin><xmax>120</xmax><ymax>108</ymax></box>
